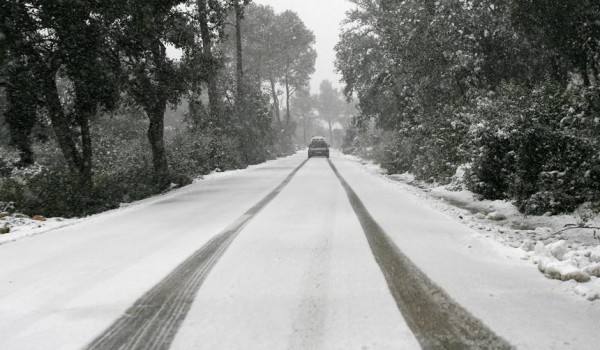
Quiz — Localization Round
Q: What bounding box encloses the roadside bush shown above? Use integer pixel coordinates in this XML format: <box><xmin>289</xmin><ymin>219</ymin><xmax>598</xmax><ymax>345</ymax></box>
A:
<box><xmin>463</xmin><ymin>83</ymin><xmax>531</xmax><ymax>199</ymax></box>
<box><xmin>465</xmin><ymin>82</ymin><xmax>600</xmax><ymax>214</ymax></box>
<box><xmin>343</xmin><ymin>80</ymin><xmax>600</xmax><ymax>215</ymax></box>
<box><xmin>516</xmin><ymin>131</ymin><xmax>600</xmax><ymax>214</ymax></box>
<box><xmin>343</xmin><ymin>114</ymin><xmax>467</xmax><ymax>184</ymax></box>
<box><xmin>374</xmin><ymin>130</ymin><xmax>414</xmax><ymax>174</ymax></box>
<box><xmin>0</xmin><ymin>177</ymin><xmax>23</xmax><ymax>212</ymax></box>
<box><xmin>341</xmin><ymin>123</ymin><xmax>381</xmax><ymax>160</ymax></box>
<box><xmin>22</xmin><ymin>166</ymin><xmax>95</xmax><ymax>217</ymax></box>
<box><xmin>465</xmin><ymin>125</ymin><xmax>514</xmax><ymax>199</ymax></box>
<box><xmin>93</xmin><ymin>151</ymin><xmax>157</xmax><ymax>209</ymax></box>
<box><xmin>270</xmin><ymin>121</ymin><xmax>296</xmax><ymax>158</ymax></box>
<box><xmin>0</xmin><ymin>163</ymin><xmax>99</xmax><ymax>217</ymax></box>
<box><xmin>410</xmin><ymin>121</ymin><xmax>467</xmax><ymax>184</ymax></box>
<box><xmin>0</xmin><ymin>157</ymin><xmax>13</xmax><ymax>177</ymax></box>
<box><xmin>341</xmin><ymin>122</ymin><xmax>359</xmax><ymax>155</ymax></box>
<box><xmin>168</xmin><ymin>130</ymin><xmax>243</xmax><ymax>179</ymax></box>
<box><xmin>372</xmin><ymin>118</ymin><xmax>467</xmax><ymax>184</ymax></box>
<box><xmin>237</xmin><ymin>82</ymin><xmax>275</xmax><ymax>164</ymax></box>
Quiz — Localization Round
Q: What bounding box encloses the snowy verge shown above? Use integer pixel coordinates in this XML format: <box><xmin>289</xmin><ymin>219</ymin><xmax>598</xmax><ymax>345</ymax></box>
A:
<box><xmin>339</xmin><ymin>152</ymin><xmax>600</xmax><ymax>301</ymax></box>
<box><xmin>0</xmin><ymin>213</ymin><xmax>80</xmax><ymax>246</ymax></box>
<box><xmin>0</xmin><ymin>151</ymin><xmax>305</xmax><ymax>246</ymax></box>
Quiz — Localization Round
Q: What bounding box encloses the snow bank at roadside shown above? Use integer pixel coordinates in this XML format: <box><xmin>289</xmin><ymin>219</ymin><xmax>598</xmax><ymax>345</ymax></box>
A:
<box><xmin>340</xmin><ymin>152</ymin><xmax>600</xmax><ymax>301</ymax></box>
<box><xmin>0</xmin><ymin>168</ymin><xmax>249</xmax><ymax>246</ymax></box>
<box><xmin>0</xmin><ymin>213</ymin><xmax>79</xmax><ymax>246</ymax></box>
<box><xmin>0</xmin><ymin>151</ymin><xmax>305</xmax><ymax>246</ymax></box>
<box><xmin>527</xmin><ymin>241</ymin><xmax>600</xmax><ymax>300</ymax></box>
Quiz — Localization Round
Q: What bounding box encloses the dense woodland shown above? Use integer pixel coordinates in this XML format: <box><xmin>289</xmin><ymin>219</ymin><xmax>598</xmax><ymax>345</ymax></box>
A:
<box><xmin>338</xmin><ymin>0</ymin><xmax>600</xmax><ymax>215</ymax></box>
<box><xmin>0</xmin><ymin>1</ymin><xmax>353</xmax><ymax>217</ymax></box>
<box><xmin>5</xmin><ymin>0</ymin><xmax>594</xmax><ymax>219</ymax></box>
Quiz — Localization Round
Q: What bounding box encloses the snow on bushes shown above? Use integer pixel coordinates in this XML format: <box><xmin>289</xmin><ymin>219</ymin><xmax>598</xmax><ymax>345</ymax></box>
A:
<box><xmin>464</xmin><ymin>83</ymin><xmax>600</xmax><ymax>215</ymax></box>
<box><xmin>344</xmin><ymin>81</ymin><xmax>600</xmax><ymax>216</ymax></box>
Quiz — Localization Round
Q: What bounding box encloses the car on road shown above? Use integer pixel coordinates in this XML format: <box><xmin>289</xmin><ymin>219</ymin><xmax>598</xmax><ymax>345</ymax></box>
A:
<box><xmin>308</xmin><ymin>137</ymin><xmax>329</xmax><ymax>158</ymax></box>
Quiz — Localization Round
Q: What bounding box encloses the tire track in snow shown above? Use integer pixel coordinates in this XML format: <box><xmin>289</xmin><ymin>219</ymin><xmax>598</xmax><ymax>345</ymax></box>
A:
<box><xmin>328</xmin><ymin>159</ymin><xmax>512</xmax><ymax>350</ymax></box>
<box><xmin>85</xmin><ymin>158</ymin><xmax>309</xmax><ymax>350</ymax></box>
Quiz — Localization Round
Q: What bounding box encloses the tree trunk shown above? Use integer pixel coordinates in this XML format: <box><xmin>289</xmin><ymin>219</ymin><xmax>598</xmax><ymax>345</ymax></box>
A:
<box><xmin>328</xmin><ymin>117</ymin><xmax>333</xmax><ymax>148</ymax></box>
<box><xmin>590</xmin><ymin>57</ymin><xmax>599</xmax><ymax>87</ymax></box>
<box><xmin>41</xmin><ymin>67</ymin><xmax>85</xmax><ymax>171</ymax></box>
<box><xmin>269</xmin><ymin>78</ymin><xmax>280</xmax><ymax>122</ymax></box>
<box><xmin>198</xmin><ymin>0</ymin><xmax>220</xmax><ymax>121</ymax></box>
<box><xmin>143</xmin><ymin>38</ymin><xmax>171</xmax><ymax>188</ymax></box>
<box><xmin>285</xmin><ymin>72</ymin><xmax>291</xmax><ymax>125</ymax></box>
<box><xmin>76</xmin><ymin>113</ymin><xmax>93</xmax><ymax>192</ymax></box>
<box><xmin>5</xmin><ymin>69</ymin><xmax>37</xmax><ymax>166</ymax></box>
<box><xmin>303</xmin><ymin>113</ymin><xmax>306</xmax><ymax>145</ymax></box>
<box><xmin>234</xmin><ymin>1</ymin><xmax>244</xmax><ymax>100</ymax></box>
<box><xmin>147</xmin><ymin>103</ymin><xmax>170</xmax><ymax>189</ymax></box>
<box><xmin>42</xmin><ymin>66</ymin><xmax>94</xmax><ymax>190</ymax></box>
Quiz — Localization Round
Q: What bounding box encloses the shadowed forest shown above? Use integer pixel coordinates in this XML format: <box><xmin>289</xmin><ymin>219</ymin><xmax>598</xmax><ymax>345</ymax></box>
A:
<box><xmin>0</xmin><ymin>1</ymin><xmax>354</xmax><ymax>217</ymax></box>
<box><xmin>338</xmin><ymin>0</ymin><xmax>600</xmax><ymax>215</ymax></box>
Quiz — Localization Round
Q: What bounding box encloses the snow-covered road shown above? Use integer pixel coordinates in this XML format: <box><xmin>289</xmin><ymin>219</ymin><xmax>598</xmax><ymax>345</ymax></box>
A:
<box><xmin>0</xmin><ymin>152</ymin><xmax>598</xmax><ymax>349</ymax></box>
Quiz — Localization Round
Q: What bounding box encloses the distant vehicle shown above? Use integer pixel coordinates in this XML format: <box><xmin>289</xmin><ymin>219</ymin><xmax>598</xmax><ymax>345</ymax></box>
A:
<box><xmin>308</xmin><ymin>137</ymin><xmax>329</xmax><ymax>158</ymax></box>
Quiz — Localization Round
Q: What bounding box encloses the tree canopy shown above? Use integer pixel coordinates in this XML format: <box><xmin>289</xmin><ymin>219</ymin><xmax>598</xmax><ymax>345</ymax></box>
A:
<box><xmin>337</xmin><ymin>0</ymin><xmax>600</xmax><ymax>214</ymax></box>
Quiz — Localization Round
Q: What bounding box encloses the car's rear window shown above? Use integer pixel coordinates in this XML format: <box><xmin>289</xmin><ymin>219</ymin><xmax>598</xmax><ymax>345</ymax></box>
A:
<box><xmin>310</xmin><ymin>140</ymin><xmax>328</xmax><ymax>148</ymax></box>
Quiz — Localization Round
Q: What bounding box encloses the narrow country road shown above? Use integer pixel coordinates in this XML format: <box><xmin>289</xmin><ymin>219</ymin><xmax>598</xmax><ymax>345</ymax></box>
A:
<box><xmin>0</xmin><ymin>152</ymin><xmax>598</xmax><ymax>349</ymax></box>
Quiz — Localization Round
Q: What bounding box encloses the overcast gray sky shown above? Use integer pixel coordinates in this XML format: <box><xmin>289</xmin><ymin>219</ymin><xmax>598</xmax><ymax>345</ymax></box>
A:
<box><xmin>253</xmin><ymin>0</ymin><xmax>353</xmax><ymax>93</ymax></box>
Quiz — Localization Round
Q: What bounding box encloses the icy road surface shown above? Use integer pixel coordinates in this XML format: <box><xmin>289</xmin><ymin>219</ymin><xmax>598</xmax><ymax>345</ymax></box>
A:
<box><xmin>0</xmin><ymin>152</ymin><xmax>598</xmax><ymax>349</ymax></box>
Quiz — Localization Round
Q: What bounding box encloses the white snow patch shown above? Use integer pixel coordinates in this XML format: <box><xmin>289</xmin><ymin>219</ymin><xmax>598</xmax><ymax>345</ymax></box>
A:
<box><xmin>520</xmin><ymin>238</ymin><xmax>535</xmax><ymax>252</ymax></box>
<box><xmin>0</xmin><ymin>215</ymin><xmax>80</xmax><ymax>246</ymax></box>
<box><xmin>539</xmin><ymin>258</ymin><xmax>591</xmax><ymax>282</ymax></box>
<box><xmin>486</xmin><ymin>211</ymin><xmax>506</xmax><ymax>221</ymax></box>
<box><xmin>573</xmin><ymin>283</ymin><xmax>600</xmax><ymax>301</ymax></box>
<box><xmin>590</xmin><ymin>246</ymin><xmax>600</xmax><ymax>263</ymax></box>
<box><xmin>546</xmin><ymin>240</ymin><xmax>568</xmax><ymax>260</ymax></box>
<box><xmin>585</xmin><ymin>263</ymin><xmax>600</xmax><ymax>277</ymax></box>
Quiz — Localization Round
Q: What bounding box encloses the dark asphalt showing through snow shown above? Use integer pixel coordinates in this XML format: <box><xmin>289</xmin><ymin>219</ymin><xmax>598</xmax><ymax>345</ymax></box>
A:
<box><xmin>327</xmin><ymin>159</ymin><xmax>512</xmax><ymax>350</ymax></box>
